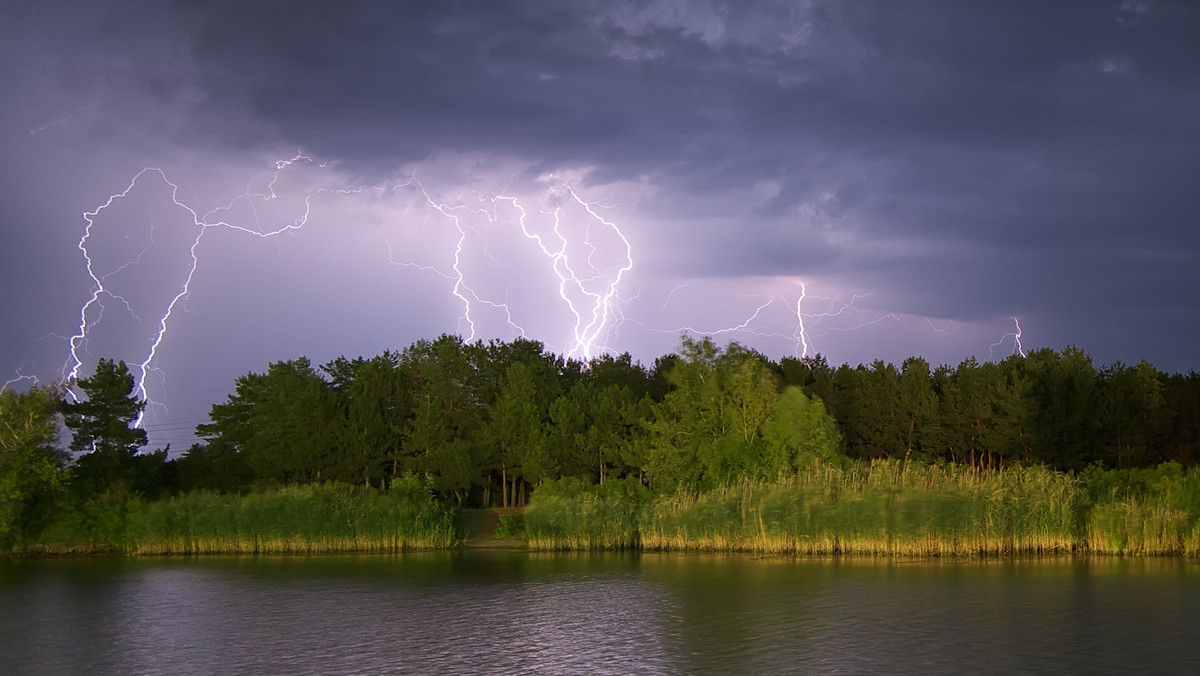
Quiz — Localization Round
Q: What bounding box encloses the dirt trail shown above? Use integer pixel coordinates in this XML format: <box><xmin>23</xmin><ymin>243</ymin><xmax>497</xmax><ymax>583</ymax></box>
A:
<box><xmin>455</xmin><ymin>507</ymin><xmax>524</xmax><ymax>548</ymax></box>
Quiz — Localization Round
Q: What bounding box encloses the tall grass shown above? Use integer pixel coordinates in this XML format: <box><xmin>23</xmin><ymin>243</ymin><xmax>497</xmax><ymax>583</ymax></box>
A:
<box><xmin>123</xmin><ymin>481</ymin><xmax>459</xmax><ymax>555</ymax></box>
<box><xmin>642</xmin><ymin>461</ymin><xmax>1083</xmax><ymax>555</ymax></box>
<box><xmin>1082</xmin><ymin>463</ymin><xmax>1200</xmax><ymax>555</ymax></box>
<box><xmin>524</xmin><ymin>477</ymin><xmax>647</xmax><ymax>550</ymax></box>
<box><xmin>1086</xmin><ymin>500</ymin><xmax>1192</xmax><ymax>555</ymax></box>
<box><xmin>527</xmin><ymin>460</ymin><xmax>1089</xmax><ymax>555</ymax></box>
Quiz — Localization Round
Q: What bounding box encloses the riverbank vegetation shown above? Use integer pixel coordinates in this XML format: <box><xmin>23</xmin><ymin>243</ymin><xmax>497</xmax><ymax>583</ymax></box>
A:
<box><xmin>4</xmin><ymin>334</ymin><xmax>1200</xmax><ymax>556</ymax></box>
<box><xmin>122</xmin><ymin>480</ymin><xmax>457</xmax><ymax>554</ymax></box>
<box><xmin>526</xmin><ymin>461</ymin><xmax>1200</xmax><ymax>555</ymax></box>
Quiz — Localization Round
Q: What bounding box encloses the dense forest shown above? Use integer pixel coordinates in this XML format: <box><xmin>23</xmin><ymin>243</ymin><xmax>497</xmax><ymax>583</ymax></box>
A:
<box><xmin>177</xmin><ymin>334</ymin><xmax>1200</xmax><ymax>502</ymax></box>
<box><xmin>3</xmin><ymin>333</ymin><xmax>1200</xmax><ymax>553</ymax></box>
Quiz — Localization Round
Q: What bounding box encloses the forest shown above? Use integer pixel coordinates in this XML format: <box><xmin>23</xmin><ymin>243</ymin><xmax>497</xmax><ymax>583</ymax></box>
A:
<box><xmin>3</xmin><ymin>334</ymin><xmax>1200</xmax><ymax>554</ymax></box>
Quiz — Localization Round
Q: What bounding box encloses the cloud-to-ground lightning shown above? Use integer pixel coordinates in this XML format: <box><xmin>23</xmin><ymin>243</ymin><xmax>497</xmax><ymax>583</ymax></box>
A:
<box><xmin>59</xmin><ymin>156</ymin><xmax>637</xmax><ymax>441</ymax></box>
<box><xmin>988</xmin><ymin>317</ymin><xmax>1027</xmax><ymax>359</ymax></box>
<box><xmin>644</xmin><ymin>279</ymin><xmax>901</xmax><ymax>359</ymax></box>
<box><xmin>47</xmin><ymin>153</ymin><xmax>1034</xmax><ymax>451</ymax></box>
<box><xmin>386</xmin><ymin>178</ymin><xmax>633</xmax><ymax>359</ymax></box>
<box><xmin>64</xmin><ymin>156</ymin><xmax>345</xmax><ymax>425</ymax></box>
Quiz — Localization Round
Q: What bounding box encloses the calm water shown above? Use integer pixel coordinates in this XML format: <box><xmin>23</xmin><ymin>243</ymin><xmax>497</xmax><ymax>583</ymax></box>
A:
<box><xmin>2</xmin><ymin>552</ymin><xmax>1198</xmax><ymax>675</ymax></box>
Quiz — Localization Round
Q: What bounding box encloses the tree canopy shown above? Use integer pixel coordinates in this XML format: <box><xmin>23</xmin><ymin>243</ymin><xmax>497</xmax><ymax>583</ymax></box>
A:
<box><xmin>182</xmin><ymin>334</ymin><xmax>1200</xmax><ymax>504</ymax></box>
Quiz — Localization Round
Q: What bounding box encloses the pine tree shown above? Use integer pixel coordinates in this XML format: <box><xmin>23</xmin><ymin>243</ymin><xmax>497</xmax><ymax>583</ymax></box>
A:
<box><xmin>63</xmin><ymin>358</ymin><xmax>147</xmax><ymax>462</ymax></box>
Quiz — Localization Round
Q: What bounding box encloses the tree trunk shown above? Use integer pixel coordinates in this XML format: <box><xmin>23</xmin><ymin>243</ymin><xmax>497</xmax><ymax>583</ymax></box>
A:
<box><xmin>502</xmin><ymin>466</ymin><xmax>509</xmax><ymax>508</ymax></box>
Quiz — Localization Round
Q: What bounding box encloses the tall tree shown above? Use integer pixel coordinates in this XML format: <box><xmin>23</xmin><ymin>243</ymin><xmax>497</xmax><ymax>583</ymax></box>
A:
<box><xmin>63</xmin><ymin>358</ymin><xmax>147</xmax><ymax>456</ymax></box>
<box><xmin>645</xmin><ymin>336</ymin><xmax>780</xmax><ymax>488</ymax></box>
<box><xmin>1098</xmin><ymin>360</ymin><xmax>1168</xmax><ymax>468</ymax></box>
<box><xmin>0</xmin><ymin>385</ymin><xmax>70</xmax><ymax>545</ymax></box>
<box><xmin>63</xmin><ymin>359</ymin><xmax>148</xmax><ymax>490</ymax></box>
<box><xmin>488</xmin><ymin>361</ymin><xmax>552</xmax><ymax>505</ymax></box>
<box><xmin>323</xmin><ymin>351</ymin><xmax>414</xmax><ymax>486</ymax></box>
<box><xmin>198</xmin><ymin>357</ymin><xmax>336</xmax><ymax>485</ymax></box>
<box><xmin>762</xmin><ymin>386</ymin><xmax>843</xmax><ymax>474</ymax></box>
<box><xmin>897</xmin><ymin>357</ymin><xmax>940</xmax><ymax>462</ymax></box>
<box><xmin>404</xmin><ymin>335</ymin><xmax>487</xmax><ymax>504</ymax></box>
<box><xmin>1024</xmin><ymin>346</ymin><xmax>1102</xmax><ymax>470</ymax></box>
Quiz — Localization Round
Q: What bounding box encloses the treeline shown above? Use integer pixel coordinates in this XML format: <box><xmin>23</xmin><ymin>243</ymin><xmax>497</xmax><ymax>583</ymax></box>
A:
<box><xmin>782</xmin><ymin>347</ymin><xmax>1200</xmax><ymax>471</ymax></box>
<box><xmin>4</xmin><ymin>334</ymin><xmax>1200</xmax><ymax>552</ymax></box>
<box><xmin>178</xmin><ymin>334</ymin><xmax>1200</xmax><ymax>505</ymax></box>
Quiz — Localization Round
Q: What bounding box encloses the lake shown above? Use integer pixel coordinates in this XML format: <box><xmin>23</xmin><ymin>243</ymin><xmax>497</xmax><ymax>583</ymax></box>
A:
<box><xmin>2</xmin><ymin>552</ymin><xmax>1198</xmax><ymax>675</ymax></box>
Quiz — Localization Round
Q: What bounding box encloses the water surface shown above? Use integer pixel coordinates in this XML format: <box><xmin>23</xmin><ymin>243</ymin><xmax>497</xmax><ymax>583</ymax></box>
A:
<box><xmin>2</xmin><ymin>553</ymin><xmax>1197</xmax><ymax>675</ymax></box>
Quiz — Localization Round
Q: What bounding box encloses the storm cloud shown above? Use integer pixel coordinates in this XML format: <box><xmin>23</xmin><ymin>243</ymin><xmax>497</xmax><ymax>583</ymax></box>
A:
<box><xmin>3</xmin><ymin>0</ymin><xmax>1199</xmax><ymax>448</ymax></box>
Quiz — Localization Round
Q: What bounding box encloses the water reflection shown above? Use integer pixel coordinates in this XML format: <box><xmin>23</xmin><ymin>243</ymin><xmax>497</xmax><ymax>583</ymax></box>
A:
<box><xmin>2</xmin><ymin>554</ymin><xmax>1199</xmax><ymax>675</ymax></box>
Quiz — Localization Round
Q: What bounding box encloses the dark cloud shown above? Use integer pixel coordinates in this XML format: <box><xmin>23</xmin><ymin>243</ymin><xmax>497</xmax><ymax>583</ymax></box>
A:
<box><xmin>3</xmin><ymin>0</ymin><xmax>1200</xmax><ymax>448</ymax></box>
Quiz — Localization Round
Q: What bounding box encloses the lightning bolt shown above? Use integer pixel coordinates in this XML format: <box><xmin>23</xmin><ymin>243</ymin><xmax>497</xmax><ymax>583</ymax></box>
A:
<box><xmin>659</xmin><ymin>279</ymin><xmax>698</xmax><ymax>312</ymax></box>
<box><xmin>54</xmin><ymin>151</ymin><xmax>1031</xmax><ymax>452</ymax></box>
<box><xmin>1</xmin><ymin>368</ymin><xmax>40</xmax><ymax>393</ymax></box>
<box><xmin>62</xmin><ymin>156</ymin><xmax>636</xmax><ymax>438</ymax></box>
<box><xmin>548</xmin><ymin>186</ymin><xmax>634</xmax><ymax>358</ymax></box>
<box><xmin>645</xmin><ymin>279</ymin><xmax>899</xmax><ymax>359</ymax></box>
<box><xmin>988</xmin><ymin>317</ymin><xmax>1027</xmax><ymax>359</ymax></box>
<box><xmin>64</xmin><ymin>155</ymin><xmax>362</xmax><ymax>427</ymax></box>
<box><xmin>388</xmin><ymin>180</ymin><xmax>632</xmax><ymax>360</ymax></box>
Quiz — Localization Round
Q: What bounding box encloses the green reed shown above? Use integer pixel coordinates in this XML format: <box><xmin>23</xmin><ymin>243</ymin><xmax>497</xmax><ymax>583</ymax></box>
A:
<box><xmin>123</xmin><ymin>481</ymin><xmax>459</xmax><ymax>555</ymax></box>
<box><xmin>1080</xmin><ymin>462</ymin><xmax>1200</xmax><ymax>555</ymax></box>
<box><xmin>529</xmin><ymin>460</ymin><xmax>1089</xmax><ymax>555</ymax></box>
<box><xmin>524</xmin><ymin>477</ymin><xmax>647</xmax><ymax>550</ymax></box>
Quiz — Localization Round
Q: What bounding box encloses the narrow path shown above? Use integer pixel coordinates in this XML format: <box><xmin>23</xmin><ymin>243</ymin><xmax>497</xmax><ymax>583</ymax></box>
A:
<box><xmin>455</xmin><ymin>507</ymin><xmax>524</xmax><ymax>548</ymax></box>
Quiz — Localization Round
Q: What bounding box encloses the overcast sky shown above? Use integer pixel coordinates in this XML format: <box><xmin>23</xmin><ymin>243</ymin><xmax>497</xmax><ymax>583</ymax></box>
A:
<box><xmin>3</xmin><ymin>0</ymin><xmax>1198</xmax><ymax>450</ymax></box>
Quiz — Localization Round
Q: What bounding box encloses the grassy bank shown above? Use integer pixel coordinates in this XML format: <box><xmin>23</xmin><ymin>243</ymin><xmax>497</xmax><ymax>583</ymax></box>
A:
<box><xmin>526</xmin><ymin>460</ymin><xmax>1200</xmax><ymax>556</ymax></box>
<box><xmin>523</xmin><ymin>477</ymin><xmax>647</xmax><ymax>550</ymax></box>
<box><xmin>1081</xmin><ymin>462</ymin><xmax>1200</xmax><ymax>555</ymax></box>
<box><xmin>642</xmin><ymin>462</ymin><xmax>1081</xmax><ymax>555</ymax></box>
<box><xmin>123</xmin><ymin>482</ymin><xmax>459</xmax><ymax>554</ymax></box>
<box><xmin>11</xmin><ymin>479</ymin><xmax>461</xmax><ymax>555</ymax></box>
<box><xmin>17</xmin><ymin>461</ymin><xmax>1200</xmax><ymax>557</ymax></box>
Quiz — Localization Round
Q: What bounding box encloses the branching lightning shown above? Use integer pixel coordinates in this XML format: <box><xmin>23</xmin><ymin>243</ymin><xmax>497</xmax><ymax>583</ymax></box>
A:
<box><xmin>38</xmin><ymin>153</ymin><xmax>1032</xmax><ymax>451</ymax></box>
<box><xmin>388</xmin><ymin>179</ymin><xmax>632</xmax><ymax>359</ymax></box>
<box><xmin>58</xmin><ymin>156</ymin><xmax>636</xmax><ymax>437</ymax></box>
<box><xmin>645</xmin><ymin>280</ymin><xmax>899</xmax><ymax>359</ymax></box>
<box><xmin>988</xmin><ymin>317</ymin><xmax>1027</xmax><ymax>359</ymax></box>
<box><xmin>64</xmin><ymin>156</ymin><xmax>366</xmax><ymax>426</ymax></box>
<box><xmin>1</xmin><ymin>369</ymin><xmax>40</xmax><ymax>393</ymax></box>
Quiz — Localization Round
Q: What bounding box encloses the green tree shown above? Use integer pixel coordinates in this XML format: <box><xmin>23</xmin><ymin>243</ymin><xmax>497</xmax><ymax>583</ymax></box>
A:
<box><xmin>1162</xmin><ymin>372</ymin><xmax>1200</xmax><ymax>464</ymax></box>
<box><xmin>762</xmin><ymin>386</ymin><xmax>843</xmax><ymax>473</ymax></box>
<box><xmin>323</xmin><ymin>351</ymin><xmax>414</xmax><ymax>487</ymax></box>
<box><xmin>897</xmin><ymin>357</ymin><xmax>940</xmax><ymax>462</ymax></box>
<box><xmin>644</xmin><ymin>336</ymin><xmax>780</xmax><ymax>488</ymax></box>
<box><xmin>938</xmin><ymin>359</ymin><xmax>1024</xmax><ymax>467</ymax></box>
<box><xmin>488</xmin><ymin>361</ymin><xmax>553</xmax><ymax>506</ymax></box>
<box><xmin>62</xmin><ymin>358</ymin><xmax>148</xmax><ymax>491</ymax></box>
<box><xmin>1024</xmin><ymin>346</ymin><xmax>1102</xmax><ymax>470</ymax></box>
<box><xmin>403</xmin><ymin>335</ymin><xmax>487</xmax><ymax>504</ymax></box>
<box><xmin>857</xmin><ymin>360</ymin><xmax>905</xmax><ymax>459</ymax></box>
<box><xmin>0</xmin><ymin>385</ymin><xmax>70</xmax><ymax>545</ymax></box>
<box><xmin>1097</xmin><ymin>360</ymin><xmax>1168</xmax><ymax>468</ymax></box>
<box><xmin>198</xmin><ymin>357</ymin><xmax>337</xmax><ymax>485</ymax></box>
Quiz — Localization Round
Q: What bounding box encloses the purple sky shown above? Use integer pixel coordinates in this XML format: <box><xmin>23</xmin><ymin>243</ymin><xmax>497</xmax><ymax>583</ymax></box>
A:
<box><xmin>3</xmin><ymin>1</ymin><xmax>1199</xmax><ymax>450</ymax></box>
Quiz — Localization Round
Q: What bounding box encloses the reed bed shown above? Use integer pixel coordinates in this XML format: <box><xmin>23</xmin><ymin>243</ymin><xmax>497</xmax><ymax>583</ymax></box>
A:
<box><xmin>642</xmin><ymin>461</ymin><xmax>1082</xmax><ymax>555</ymax></box>
<box><xmin>524</xmin><ymin>477</ymin><xmax>647</xmax><ymax>550</ymax></box>
<box><xmin>123</xmin><ymin>482</ymin><xmax>459</xmax><ymax>555</ymax></box>
<box><xmin>1080</xmin><ymin>462</ymin><xmax>1200</xmax><ymax>555</ymax></box>
<box><xmin>1086</xmin><ymin>500</ymin><xmax>1195</xmax><ymax>555</ymax></box>
<box><xmin>528</xmin><ymin>460</ymin><xmax>1090</xmax><ymax>555</ymax></box>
